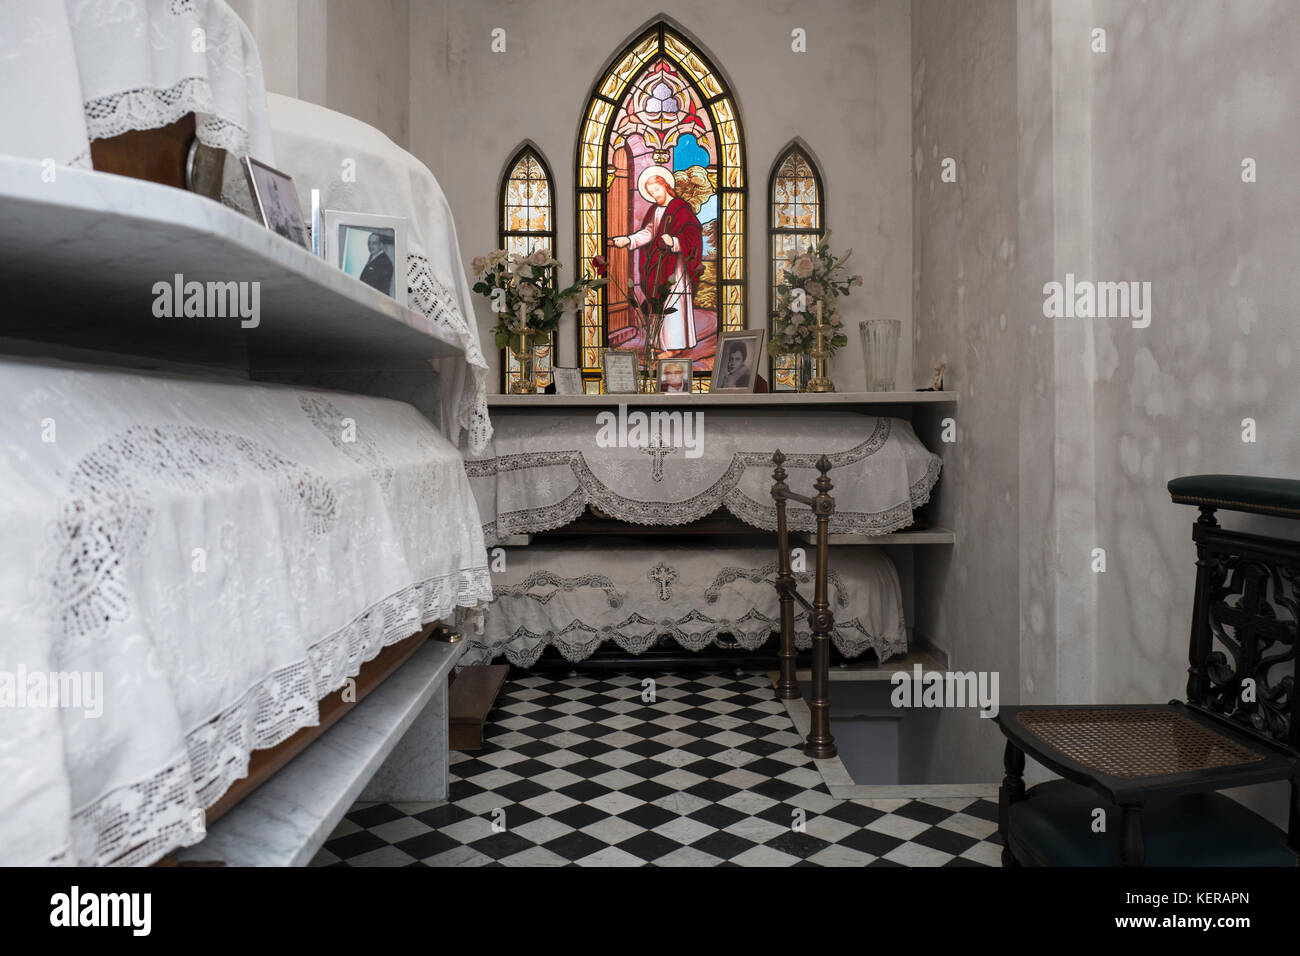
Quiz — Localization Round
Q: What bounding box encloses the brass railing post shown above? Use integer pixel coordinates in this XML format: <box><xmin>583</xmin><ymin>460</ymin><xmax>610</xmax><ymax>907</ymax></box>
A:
<box><xmin>804</xmin><ymin>455</ymin><xmax>837</xmax><ymax>758</ymax></box>
<box><xmin>771</xmin><ymin>451</ymin><xmax>799</xmax><ymax>700</ymax></box>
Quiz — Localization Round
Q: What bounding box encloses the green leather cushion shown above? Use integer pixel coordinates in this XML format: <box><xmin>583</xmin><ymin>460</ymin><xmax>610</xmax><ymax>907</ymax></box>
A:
<box><xmin>1008</xmin><ymin>779</ymin><xmax>1295</xmax><ymax>866</ymax></box>
<box><xmin>1168</xmin><ymin>474</ymin><xmax>1300</xmax><ymax>519</ymax></box>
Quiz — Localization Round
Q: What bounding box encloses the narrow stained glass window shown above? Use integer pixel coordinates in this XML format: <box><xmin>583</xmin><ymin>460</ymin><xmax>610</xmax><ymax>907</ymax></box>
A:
<box><xmin>499</xmin><ymin>145</ymin><xmax>555</xmax><ymax>391</ymax></box>
<box><xmin>768</xmin><ymin>144</ymin><xmax>824</xmax><ymax>391</ymax></box>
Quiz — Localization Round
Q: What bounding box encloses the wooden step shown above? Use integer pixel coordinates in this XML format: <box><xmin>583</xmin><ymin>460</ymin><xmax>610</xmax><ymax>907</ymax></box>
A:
<box><xmin>449</xmin><ymin>664</ymin><xmax>510</xmax><ymax>751</ymax></box>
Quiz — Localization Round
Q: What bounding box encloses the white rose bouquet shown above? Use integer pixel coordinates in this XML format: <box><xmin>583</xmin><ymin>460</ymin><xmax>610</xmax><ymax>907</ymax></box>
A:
<box><xmin>471</xmin><ymin>248</ymin><xmax>604</xmax><ymax>351</ymax></box>
<box><xmin>768</xmin><ymin>232</ymin><xmax>863</xmax><ymax>358</ymax></box>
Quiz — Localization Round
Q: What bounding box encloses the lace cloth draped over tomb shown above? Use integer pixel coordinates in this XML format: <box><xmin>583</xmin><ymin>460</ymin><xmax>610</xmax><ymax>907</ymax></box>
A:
<box><xmin>0</xmin><ymin>0</ymin><xmax>276</xmax><ymax>169</ymax></box>
<box><xmin>266</xmin><ymin>93</ymin><xmax>492</xmax><ymax>453</ymax></box>
<box><xmin>465</xmin><ymin>411</ymin><xmax>942</xmax><ymax>542</ymax></box>
<box><xmin>0</xmin><ymin>356</ymin><xmax>489</xmax><ymax>866</ymax></box>
<box><xmin>461</xmin><ymin>540</ymin><xmax>908</xmax><ymax>668</ymax></box>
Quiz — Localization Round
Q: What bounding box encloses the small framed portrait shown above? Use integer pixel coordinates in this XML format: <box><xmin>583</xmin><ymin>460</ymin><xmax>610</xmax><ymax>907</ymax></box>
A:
<box><xmin>323</xmin><ymin>210</ymin><xmax>408</xmax><ymax>305</ymax></box>
<box><xmin>552</xmin><ymin>367</ymin><xmax>584</xmax><ymax>395</ymax></box>
<box><xmin>242</xmin><ymin>157</ymin><xmax>309</xmax><ymax>249</ymax></box>
<box><xmin>657</xmin><ymin>358</ymin><xmax>693</xmax><ymax>394</ymax></box>
<box><xmin>710</xmin><ymin>329</ymin><xmax>765</xmax><ymax>393</ymax></box>
<box><xmin>601</xmin><ymin>349</ymin><xmax>638</xmax><ymax>394</ymax></box>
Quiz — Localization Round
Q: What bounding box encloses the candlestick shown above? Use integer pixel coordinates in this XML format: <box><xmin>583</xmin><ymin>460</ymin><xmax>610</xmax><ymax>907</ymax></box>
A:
<box><xmin>808</xmin><ymin>299</ymin><xmax>835</xmax><ymax>393</ymax></box>
<box><xmin>510</xmin><ymin>302</ymin><xmax>537</xmax><ymax>394</ymax></box>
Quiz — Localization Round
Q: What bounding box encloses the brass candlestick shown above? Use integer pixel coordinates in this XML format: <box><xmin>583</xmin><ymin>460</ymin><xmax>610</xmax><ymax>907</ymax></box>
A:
<box><xmin>807</xmin><ymin>301</ymin><xmax>835</xmax><ymax>393</ymax></box>
<box><xmin>509</xmin><ymin>303</ymin><xmax>537</xmax><ymax>394</ymax></box>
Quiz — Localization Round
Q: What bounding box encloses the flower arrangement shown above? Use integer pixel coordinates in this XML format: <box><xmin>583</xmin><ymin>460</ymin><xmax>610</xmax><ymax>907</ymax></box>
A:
<box><xmin>767</xmin><ymin>232</ymin><xmax>863</xmax><ymax>358</ymax></box>
<box><xmin>471</xmin><ymin>249</ymin><xmax>603</xmax><ymax>352</ymax></box>
<box><xmin>591</xmin><ymin>254</ymin><xmax>677</xmax><ymax>385</ymax></box>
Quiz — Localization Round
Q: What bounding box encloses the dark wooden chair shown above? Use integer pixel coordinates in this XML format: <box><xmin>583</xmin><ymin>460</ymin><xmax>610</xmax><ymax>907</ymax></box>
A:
<box><xmin>771</xmin><ymin>451</ymin><xmax>837</xmax><ymax>758</ymax></box>
<box><xmin>996</xmin><ymin>475</ymin><xmax>1300</xmax><ymax>866</ymax></box>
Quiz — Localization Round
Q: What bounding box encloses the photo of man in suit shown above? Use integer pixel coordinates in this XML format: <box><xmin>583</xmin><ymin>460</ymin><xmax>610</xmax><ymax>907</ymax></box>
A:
<box><xmin>358</xmin><ymin>231</ymin><xmax>395</xmax><ymax>296</ymax></box>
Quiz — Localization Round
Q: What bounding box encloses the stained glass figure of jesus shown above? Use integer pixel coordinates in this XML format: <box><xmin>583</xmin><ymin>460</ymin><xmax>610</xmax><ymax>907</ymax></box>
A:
<box><xmin>610</xmin><ymin>165</ymin><xmax>703</xmax><ymax>351</ymax></box>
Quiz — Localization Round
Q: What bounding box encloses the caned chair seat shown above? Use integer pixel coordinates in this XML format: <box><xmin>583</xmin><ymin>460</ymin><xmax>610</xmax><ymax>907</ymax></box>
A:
<box><xmin>998</xmin><ymin>703</ymin><xmax>1293</xmax><ymax>799</ymax></box>
<box><xmin>997</xmin><ymin>701</ymin><xmax>1297</xmax><ymax>867</ymax></box>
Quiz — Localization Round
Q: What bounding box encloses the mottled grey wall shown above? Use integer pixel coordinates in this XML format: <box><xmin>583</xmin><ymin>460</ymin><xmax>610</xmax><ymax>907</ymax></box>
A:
<box><xmin>325</xmin><ymin>0</ymin><xmax>411</xmax><ymax>148</ymax></box>
<box><xmin>1085</xmin><ymin>0</ymin><xmax>1300</xmax><ymax>822</ymax></box>
<box><xmin>909</xmin><ymin>0</ymin><xmax>1020</xmax><ymax>783</ymax></box>
<box><xmin>916</xmin><ymin>0</ymin><xmax>1300</xmax><ymax>807</ymax></box>
<box><xmin>226</xmin><ymin>0</ymin><xmax>408</xmax><ymax>148</ymax></box>
<box><xmin>409</xmin><ymin>0</ymin><xmax>913</xmax><ymax>391</ymax></box>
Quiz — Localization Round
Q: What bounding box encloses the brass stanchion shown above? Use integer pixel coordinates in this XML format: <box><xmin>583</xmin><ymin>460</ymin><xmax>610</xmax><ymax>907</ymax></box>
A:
<box><xmin>804</xmin><ymin>456</ymin><xmax>836</xmax><ymax>758</ymax></box>
<box><xmin>771</xmin><ymin>451</ymin><xmax>799</xmax><ymax>700</ymax></box>
<box><xmin>769</xmin><ymin>452</ymin><xmax>837</xmax><ymax>758</ymax></box>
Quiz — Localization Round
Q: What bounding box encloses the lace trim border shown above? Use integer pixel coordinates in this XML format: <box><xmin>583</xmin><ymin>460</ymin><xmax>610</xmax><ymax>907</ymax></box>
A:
<box><xmin>67</xmin><ymin>565</ymin><xmax>491</xmax><ymax>868</ymax></box>
<box><xmin>460</xmin><ymin>610</ymin><xmax>908</xmax><ymax>670</ymax></box>
<box><xmin>83</xmin><ymin>76</ymin><xmax>252</xmax><ymax>156</ymax></box>
<box><xmin>470</xmin><ymin>419</ymin><xmax>944</xmax><ymax>539</ymax></box>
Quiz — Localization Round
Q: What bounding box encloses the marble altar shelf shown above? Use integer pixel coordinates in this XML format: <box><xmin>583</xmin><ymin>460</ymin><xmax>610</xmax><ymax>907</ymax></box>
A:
<box><xmin>778</xmin><ymin>639</ymin><xmax>949</xmax><ymax>683</ymax></box>
<box><xmin>798</xmin><ymin>526</ymin><xmax>956</xmax><ymax>546</ymax></box>
<box><xmin>0</xmin><ymin>155</ymin><xmax>463</xmax><ymax>377</ymax></box>
<box><xmin>501</xmin><ymin>523</ymin><xmax>955</xmax><ymax>547</ymax></box>
<box><xmin>488</xmin><ymin>390</ymin><xmax>958</xmax><ymax>408</ymax></box>
<box><xmin>175</xmin><ymin>638</ymin><xmax>465</xmax><ymax>867</ymax></box>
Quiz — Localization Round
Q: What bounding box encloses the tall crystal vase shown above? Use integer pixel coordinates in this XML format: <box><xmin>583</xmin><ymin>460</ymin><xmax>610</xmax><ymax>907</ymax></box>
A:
<box><xmin>859</xmin><ymin>319</ymin><xmax>901</xmax><ymax>392</ymax></box>
<box><xmin>796</xmin><ymin>353</ymin><xmax>814</xmax><ymax>392</ymax></box>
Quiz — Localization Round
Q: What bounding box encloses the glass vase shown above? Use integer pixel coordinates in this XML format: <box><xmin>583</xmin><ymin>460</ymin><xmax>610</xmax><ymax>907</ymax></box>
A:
<box><xmin>859</xmin><ymin>319</ymin><xmax>901</xmax><ymax>392</ymax></box>
<box><xmin>795</xmin><ymin>353</ymin><xmax>815</xmax><ymax>393</ymax></box>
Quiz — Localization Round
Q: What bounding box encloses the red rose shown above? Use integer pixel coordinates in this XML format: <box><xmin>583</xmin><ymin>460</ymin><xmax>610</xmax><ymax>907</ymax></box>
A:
<box><xmin>591</xmin><ymin>255</ymin><xmax>608</xmax><ymax>278</ymax></box>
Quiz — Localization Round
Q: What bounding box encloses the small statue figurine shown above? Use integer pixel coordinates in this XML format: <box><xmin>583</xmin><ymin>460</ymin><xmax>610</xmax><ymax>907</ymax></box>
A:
<box><xmin>920</xmin><ymin>361</ymin><xmax>946</xmax><ymax>392</ymax></box>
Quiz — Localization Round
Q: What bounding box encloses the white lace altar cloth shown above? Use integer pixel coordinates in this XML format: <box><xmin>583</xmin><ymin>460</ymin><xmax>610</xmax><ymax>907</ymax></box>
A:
<box><xmin>466</xmin><ymin>412</ymin><xmax>941</xmax><ymax>543</ymax></box>
<box><xmin>0</xmin><ymin>356</ymin><xmax>490</xmax><ymax>867</ymax></box>
<box><xmin>462</xmin><ymin>541</ymin><xmax>906</xmax><ymax>668</ymax></box>
<box><xmin>266</xmin><ymin>93</ymin><xmax>492</xmax><ymax>455</ymax></box>
<box><xmin>0</xmin><ymin>0</ymin><xmax>274</xmax><ymax>170</ymax></box>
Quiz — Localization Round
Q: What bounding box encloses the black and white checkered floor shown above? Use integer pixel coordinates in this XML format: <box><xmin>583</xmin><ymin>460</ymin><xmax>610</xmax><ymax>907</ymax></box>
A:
<box><xmin>311</xmin><ymin>671</ymin><xmax>1003</xmax><ymax>867</ymax></box>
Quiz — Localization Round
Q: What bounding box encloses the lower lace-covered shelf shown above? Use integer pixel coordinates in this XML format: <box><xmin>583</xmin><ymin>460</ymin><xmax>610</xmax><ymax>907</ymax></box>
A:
<box><xmin>461</xmin><ymin>540</ymin><xmax>907</xmax><ymax>668</ymax></box>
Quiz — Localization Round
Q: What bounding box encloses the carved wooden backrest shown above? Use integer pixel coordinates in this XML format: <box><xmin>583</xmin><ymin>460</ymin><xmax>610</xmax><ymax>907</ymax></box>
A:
<box><xmin>1186</xmin><ymin>511</ymin><xmax>1300</xmax><ymax>755</ymax></box>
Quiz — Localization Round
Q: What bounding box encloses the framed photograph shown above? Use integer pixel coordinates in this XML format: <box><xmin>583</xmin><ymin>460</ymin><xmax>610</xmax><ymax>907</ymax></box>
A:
<box><xmin>553</xmin><ymin>367</ymin><xmax>584</xmax><ymax>395</ymax></box>
<box><xmin>601</xmin><ymin>349</ymin><xmax>638</xmax><ymax>394</ymax></box>
<box><xmin>323</xmin><ymin>210</ymin><xmax>408</xmax><ymax>305</ymax></box>
<box><xmin>242</xmin><ymin>157</ymin><xmax>309</xmax><ymax>249</ymax></box>
<box><xmin>710</xmin><ymin>329</ymin><xmax>765</xmax><ymax>393</ymax></box>
<box><xmin>657</xmin><ymin>358</ymin><xmax>693</xmax><ymax>394</ymax></box>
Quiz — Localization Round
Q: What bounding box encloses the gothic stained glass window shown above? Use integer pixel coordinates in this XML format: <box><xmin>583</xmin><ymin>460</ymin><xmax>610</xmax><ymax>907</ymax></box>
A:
<box><xmin>576</xmin><ymin>22</ymin><xmax>746</xmax><ymax>392</ymax></box>
<box><xmin>499</xmin><ymin>144</ymin><xmax>555</xmax><ymax>391</ymax></box>
<box><xmin>768</xmin><ymin>143</ymin><xmax>824</xmax><ymax>390</ymax></box>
